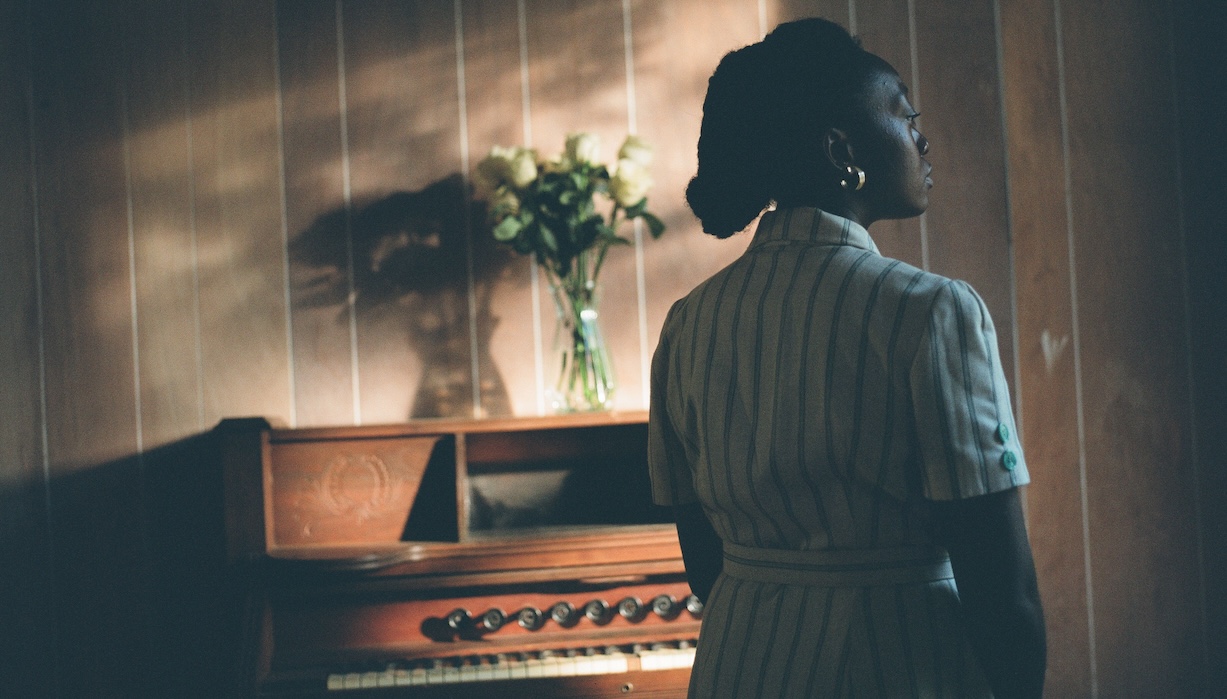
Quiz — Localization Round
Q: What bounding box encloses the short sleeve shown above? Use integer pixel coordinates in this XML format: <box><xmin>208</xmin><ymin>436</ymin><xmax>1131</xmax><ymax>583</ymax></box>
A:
<box><xmin>910</xmin><ymin>280</ymin><xmax>1029</xmax><ymax>500</ymax></box>
<box><xmin>647</xmin><ymin>301</ymin><xmax>697</xmax><ymax>506</ymax></box>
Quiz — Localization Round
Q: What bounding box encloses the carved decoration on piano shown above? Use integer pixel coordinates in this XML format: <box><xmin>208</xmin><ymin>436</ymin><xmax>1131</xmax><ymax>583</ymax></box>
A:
<box><xmin>272</xmin><ymin>436</ymin><xmax>442</xmax><ymax>546</ymax></box>
<box><xmin>317</xmin><ymin>454</ymin><xmax>395</xmax><ymax>521</ymax></box>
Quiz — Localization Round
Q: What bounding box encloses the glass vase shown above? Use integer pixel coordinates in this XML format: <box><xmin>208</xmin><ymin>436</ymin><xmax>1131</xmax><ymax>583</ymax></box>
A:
<box><xmin>547</xmin><ymin>278</ymin><xmax>616</xmax><ymax>413</ymax></box>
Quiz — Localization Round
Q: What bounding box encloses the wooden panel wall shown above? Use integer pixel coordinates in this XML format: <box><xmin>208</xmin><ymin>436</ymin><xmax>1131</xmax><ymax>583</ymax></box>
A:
<box><xmin>0</xmin><ymin>2</ymin><xmax>57</xmax><ymax>695</ymax></box>
<box><xmin>999</xmin><ymin>0</ymin><xmax>1092</xmax><ymax>693</ymax></box>
<box><xmin>1002</xmin><ymin>0</ymin><xmax>1215</xmax><ymax>696</ymax></box>
<box><xmin>0</xmin><ymin>0</ymin><xmax>1220</xmax><ymax>695</ymax></box>
<box><xmin>1062</xmin><ymin>4</ymin><xmax>1201</xmax><ymax>695</ymax></box>
<box><xmin>1175</xmin><ymin>0</ymin><xmax>1227</xmax><ymax>692</ymax></box>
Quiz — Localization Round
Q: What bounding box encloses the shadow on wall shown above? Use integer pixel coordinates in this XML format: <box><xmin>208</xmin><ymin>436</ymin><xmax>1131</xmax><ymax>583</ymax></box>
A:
<box><xmin>15</xmin><ymin>432</ymin><xmax>251</xmax><ymax>698</ymax></box>
<box><xmin>290</xmin><ymin>175</ymin><xmax>517</xmax><ymax>420</ymax></box>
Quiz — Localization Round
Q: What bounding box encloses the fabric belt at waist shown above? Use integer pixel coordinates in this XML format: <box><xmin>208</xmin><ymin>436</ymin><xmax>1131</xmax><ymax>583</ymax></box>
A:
<box><xmin>722</xmin><ymin>541</ymin><xmax>953</xmax><ymax>587</ymax></box>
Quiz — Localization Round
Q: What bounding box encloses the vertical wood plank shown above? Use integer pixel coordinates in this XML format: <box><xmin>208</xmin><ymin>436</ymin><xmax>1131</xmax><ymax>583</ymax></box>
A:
<box><xmin>523</xmin><ymin>0</ymin><xmax>643</xmax><ymax>409</ymax></box>
<box><xmin>1061</xmin><ymin>1</ymin><xmax>1202</xmax><ymax>694</ymax></box>
<box><xmin>461</xmin><ymin>0</ymin><xmax>535</xmax><ymax>417</ymax></box>
<box><xmin>0</xmin><ymin>1</ymin><xmax>56</xmax><ymax>694</ymax></box>
<box><xmin>187</xmin><ymin>0</ymin><xmax>293</xmax><ymax>426</ymax></box>
<box><xmin>125</xmin><ymin>0</ymin><xmax>203</xmax><ymax>448</ymax></box>
<box><xmin>1173</xmin><ymin>0</ymin><xmax>1227</xmax><ymax>691</ymax></box>
<box><xmin>629</xmin><ymin>0</ymin><xmax>758</xmax><ymax>366</ymax></box>
<box><xmin>30</xmin><ymin>1</ymin><xmax>152</xmax><ymax>693</ymax></box>
<box><xmin>999</xmin><ymin>0</ymin><xmax>1092</xmax><ymax>694</ymax></box>
<box><xmin>913</xmin><ymin>0</ymin><xmax>1016</xmax><ymax>390</ymax></box>
<box><xmin>341</xmin><ymin>0</ymin><xmax>470</xmax><ymax>422</ymax></box>
<box><xmin>277</xmin><ymin>0</ymin><xmax>355</xmax><ymax>427</ymax></box>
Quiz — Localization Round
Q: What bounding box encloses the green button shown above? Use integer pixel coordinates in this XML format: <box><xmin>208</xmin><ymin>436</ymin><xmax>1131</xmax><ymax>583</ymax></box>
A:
<box><xmin>996</xmin><ymin>423</ymin><xmax>1010</xmax><ymax>443</ymax></box>
<box><xmin>1001</xmin><ymin>450</ymin><xmax>1018</xmax><ymax>471</ymax></box>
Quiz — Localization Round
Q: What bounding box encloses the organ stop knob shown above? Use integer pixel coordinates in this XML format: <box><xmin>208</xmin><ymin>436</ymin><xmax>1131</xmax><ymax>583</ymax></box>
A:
<box><xmin>516</xmin><ymin>606</ymin><xmax>544</xmax><ymax>630</ymax></box>
<box><xmin>617</xmin><ymin>596</ymin><xmax>644</xmax><ymax>621</ymax></box>
<box><xmin>583</xmin><ymin>599</ymin><xmax>611</xmax><ymax>624</ymax></box>
<box><xmin>445</xmin><ymin>608</ymin><xmax>471</xmax><ymax>631</ymax></box>
<box><xmin>651</xmin><ymin>594</ymin><xmax>678</xmax><ymax>617</ymax></box>
<box><xmin>550</xmin><ymin>601</ymin><xmax>578</xmax><ymax>625</ymax></box>
<box><xmin>477</xmin><ymin>608</ymin><xmax>506</xmax><ymax>632</ymax></box>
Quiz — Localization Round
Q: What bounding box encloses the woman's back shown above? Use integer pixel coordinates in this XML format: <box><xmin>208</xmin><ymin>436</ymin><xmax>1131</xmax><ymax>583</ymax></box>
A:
<box><xmin>653</xmin><ymin>208</ymin><xmax>1024</xmax><ymax>696</ymax></box>
<box><xmin>655</xmin><ymin>208</ymin><xmax>1026</xmax><ymax>552</ymax></box>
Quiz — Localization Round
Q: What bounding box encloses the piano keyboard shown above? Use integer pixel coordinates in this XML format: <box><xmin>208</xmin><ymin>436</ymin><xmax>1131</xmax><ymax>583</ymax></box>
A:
<box><xmin>325</xmin><ymin>641</ymin><xmax>697</xmax><ymax>691</ymax></box>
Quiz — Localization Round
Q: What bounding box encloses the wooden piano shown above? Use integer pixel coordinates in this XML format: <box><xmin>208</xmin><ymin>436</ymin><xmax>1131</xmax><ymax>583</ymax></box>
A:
<box><xmin>217</xmin><ymin>411</ymin><xmax>699</xmax><ymax>698</ymax></box>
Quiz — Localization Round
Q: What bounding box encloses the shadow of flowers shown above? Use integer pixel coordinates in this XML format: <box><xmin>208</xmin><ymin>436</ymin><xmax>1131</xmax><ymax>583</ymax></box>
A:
<box><xmin>290</xmin><ymin>174</ymin><xmax>516</xmax><ymax>419</ymax></box>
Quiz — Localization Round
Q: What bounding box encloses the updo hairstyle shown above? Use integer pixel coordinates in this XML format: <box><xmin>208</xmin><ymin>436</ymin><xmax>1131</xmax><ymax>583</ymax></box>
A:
<box><xmin>685</xmin><ymin>19</ymin><xmax>879</xmax><ymax>238</ymax></box>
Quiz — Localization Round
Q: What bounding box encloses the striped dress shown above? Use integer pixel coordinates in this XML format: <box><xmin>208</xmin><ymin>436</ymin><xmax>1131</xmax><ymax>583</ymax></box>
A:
<box><xmin>647</xmin><ymin>207</ymin><xmax>1028</xmax><ymax>698</ymax></box>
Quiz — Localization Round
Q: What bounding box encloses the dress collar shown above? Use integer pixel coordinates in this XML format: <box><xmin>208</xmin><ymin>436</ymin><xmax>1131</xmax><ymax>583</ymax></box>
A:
<box><xmin>747</xmin><ymin>207</ymin><xmax>879</xmax><ymax>256</ymax></box>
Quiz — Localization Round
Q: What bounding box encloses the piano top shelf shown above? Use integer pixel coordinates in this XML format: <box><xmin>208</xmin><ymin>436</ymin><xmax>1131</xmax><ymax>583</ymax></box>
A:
<box><xmin>218</xmin><ymin>410</ymin><xmax>677</xmax><ymax>584</ymax></box>
<box><xmin>261</xmin><ymin>410</ymin><xmax>651</xmax><ymax>444</ymax></box>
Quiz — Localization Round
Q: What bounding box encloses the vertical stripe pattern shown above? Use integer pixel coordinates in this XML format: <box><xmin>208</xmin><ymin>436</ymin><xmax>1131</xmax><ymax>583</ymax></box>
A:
<box><xmin>647</xmin><ymin>207</ymin><xmax>1027</xmax><ymax>697</ymax></box>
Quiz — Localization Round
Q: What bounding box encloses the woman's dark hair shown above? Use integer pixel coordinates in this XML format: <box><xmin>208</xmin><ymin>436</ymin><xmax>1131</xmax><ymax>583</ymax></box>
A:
<box><xmin>686</xmin><ymin>18</ymin><xmax>880</xmax><ymax>238</ymax></box>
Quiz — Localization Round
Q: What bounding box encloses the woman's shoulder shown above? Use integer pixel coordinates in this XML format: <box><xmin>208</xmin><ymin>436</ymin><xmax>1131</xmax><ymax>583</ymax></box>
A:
<box><xmin>862</xmin><ymin>253</ymin><xmax>957</xmax><ymax>304</ymax></box>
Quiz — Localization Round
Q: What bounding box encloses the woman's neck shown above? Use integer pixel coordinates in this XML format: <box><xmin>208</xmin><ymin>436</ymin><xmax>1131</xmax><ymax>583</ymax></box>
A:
<box><xmin>778</xmin><ymin>195</ymin><xmax>875</xmax><ymax>228</ymax></box>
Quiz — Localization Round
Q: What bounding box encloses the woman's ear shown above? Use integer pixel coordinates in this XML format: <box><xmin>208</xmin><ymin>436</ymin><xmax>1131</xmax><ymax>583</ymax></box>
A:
<box><xmin>824</xmin><ymin>127</ymin><xmax>856</xmax><ymax>169</ymax></box>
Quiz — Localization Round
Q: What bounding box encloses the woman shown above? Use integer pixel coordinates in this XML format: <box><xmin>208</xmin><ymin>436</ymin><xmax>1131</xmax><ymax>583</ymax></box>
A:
<box><xmin>647</xmin><ymin>18</ymin><xmax>1046</xmax><ymax>698</ymax></box>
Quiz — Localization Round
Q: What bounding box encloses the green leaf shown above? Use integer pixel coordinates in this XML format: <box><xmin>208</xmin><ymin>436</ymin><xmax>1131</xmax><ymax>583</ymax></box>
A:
<box><xmin>624</xmin><ymin>198</ymin><xmax>647</xmax><ymax>218</ymax></box>
<box><xmin>641</xmin><ymin>211</ymin><xmax>666</xmax><ymax>239</ymax></box>
<box><xmin>492</xmin><ymin>216</ymin><xmax>523</xmax><ymax>242</ymax></box>
<box><xmin>538</xmin><ymin>223</ymin><xmax>559</xmax><ymax>253</ymax></box>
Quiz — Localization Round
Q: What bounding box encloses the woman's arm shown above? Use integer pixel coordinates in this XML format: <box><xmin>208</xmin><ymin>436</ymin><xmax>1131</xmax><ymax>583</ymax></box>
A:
<box><xmin>930</xmin><ymin>488</ymin><xmax>1047</xmax><ymax>699</ymax></box>
<box><xmin>674</xmin><ymin>501</ymin><xmax>723</xmax><ymax>604</ymax></box>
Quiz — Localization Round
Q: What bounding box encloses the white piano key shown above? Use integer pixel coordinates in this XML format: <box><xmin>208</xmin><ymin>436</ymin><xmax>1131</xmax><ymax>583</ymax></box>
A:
<box><xmin>525</xmin><ymin>660</ymin><xmax>544</xmax><ymax>678</ymax></box>
<box><xmin>607</xmin><ymin>656</ymin><xmax>631</xmax><ymax>674</ymax></box>
<box><xmin>342</xmin><ymin>672</ymin><xmax>362</xmax><ymax>689</ymax></box>
<box><xmin>359</xmin><ymin>671</ymin><xmax>379</xmax><ymax>688</ymax></box>
<box><xmin>326</xmin><ymin>674</ymin><xmax>345</xmax><ymax>691</ymax></box>
<box><xmin>509</xmin><ymin>662</ymin><xmax>529</xmax><ymax>680</ymax></box>
<box><xmin>377</xmin><ymin>670</ymin><xmax>395</xmax><ymax>687</ymax></box>
<box><xmin>442</xmin><ymin>666</ymin><xmax>461</xmax><ymax>684</ymax></box>
<box><xmin>475</xmin><ymin>664</ymin><xmax>495</xmax><ymax>681</ymax></box>
<box><xmin>394</xmin><ymin>668</ymin><xmax>412</xmax><ymax>686</ymax></box>
<box><xmin>491</xmin><ymin>663</ymin><xmax>512</xmax><ymax>681</ymax></box>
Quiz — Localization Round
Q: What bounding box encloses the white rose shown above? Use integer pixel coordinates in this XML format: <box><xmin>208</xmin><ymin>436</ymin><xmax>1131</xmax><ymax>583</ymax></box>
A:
<box><xmin>565</xmin><ymin>132</ymin><xmax>602</xmax><ymax>166</ymax></box>
<box><xmin>493</xmin><ymin>188</ymin><xmax>520</xmax><ymax>215</ymax></box>
<box><xmin>610</xmin><ymin>158</ymin><xmax>653</xmax><ymax>207</ymax></box>
<box><xmin>617</xmin><ymin>134</ymin><xmax>653</xmax><ymax>167</ymax></box>
<box><xmin>474</xmin><ymin>146</ymin><xmax>515</xmax><ymax>197</ymax></box>
<box><xmin>542</xmin><ymin>155</ymin><xmax>571</xmax><ymax>174</ymax></box>
<box><xmin>507</xmin><ymin>147</ymin><xmax>539</xmax><ymax>188</ymax></box>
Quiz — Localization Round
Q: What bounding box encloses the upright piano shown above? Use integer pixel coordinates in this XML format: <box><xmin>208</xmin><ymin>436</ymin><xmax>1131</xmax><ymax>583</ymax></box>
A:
<box><xmin>217</xmin><ymin>411</ymin><xmax>699</xmax><ymax>697</ymax></box>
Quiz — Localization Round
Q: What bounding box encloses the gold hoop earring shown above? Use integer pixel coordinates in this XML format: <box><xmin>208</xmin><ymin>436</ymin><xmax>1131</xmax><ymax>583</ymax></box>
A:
<box><xmin>840</xmin><ymin>165</ymin><xmax>866</xmax><ymax>191</ymax></box>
